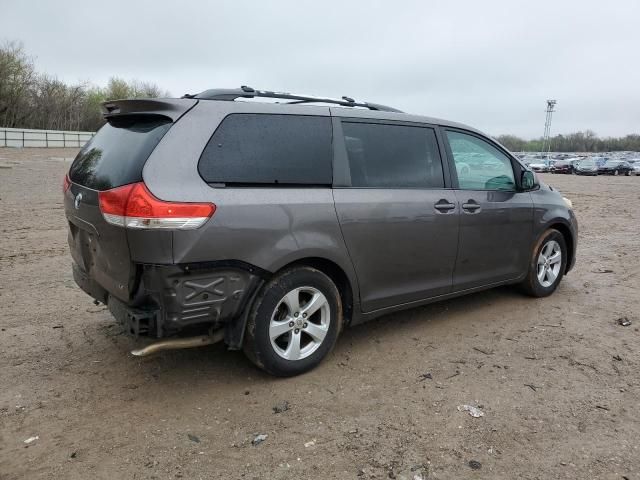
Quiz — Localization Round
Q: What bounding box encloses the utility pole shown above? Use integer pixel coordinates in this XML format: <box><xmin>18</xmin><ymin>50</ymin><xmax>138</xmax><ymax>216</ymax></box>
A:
<box><xmin>541</xmin><ymin>99</ymin><xmax>557</xmax><ymax>160</ymax></box>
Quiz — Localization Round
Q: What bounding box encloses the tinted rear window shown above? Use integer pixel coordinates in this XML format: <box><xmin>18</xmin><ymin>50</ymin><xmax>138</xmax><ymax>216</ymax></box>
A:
<box><xmin>341</xmin><ymin>122</ymin><xmax>444</xmax><ymax>188</ymax></box>
<box><xmin>69</xmin><ymin>115</ymin><xmax>172</xmax><ymax>190</ymax></box>
<box><xmin>198</xmin><ymin>114</ymin><xmax>332</xmax><ymax>185</ymax></box>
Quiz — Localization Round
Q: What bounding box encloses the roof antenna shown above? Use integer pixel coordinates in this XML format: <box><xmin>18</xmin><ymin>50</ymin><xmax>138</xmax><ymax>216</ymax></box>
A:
<box><xmin>342</xmin><ymin>96</ymin><xmax>355</xmax><ymax>103</ymax></box>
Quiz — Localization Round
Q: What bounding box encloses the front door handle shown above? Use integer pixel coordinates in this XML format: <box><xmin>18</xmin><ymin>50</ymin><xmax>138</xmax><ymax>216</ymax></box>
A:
<box><xmin>434</xmin><ymin>199</ymin><xmax>456</xmax><ymax>213</ymax></box>
<box><xmin>462</xmin><ymin>200</ymin><xmax>481</xmax><ymax>213</ymax></box>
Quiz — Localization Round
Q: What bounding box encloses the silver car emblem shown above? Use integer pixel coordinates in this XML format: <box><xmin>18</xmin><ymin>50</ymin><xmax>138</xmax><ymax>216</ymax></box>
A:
<box><xmin>74</xmin><ymin>192</ymin><xmax>83</xmax><ymax>210</ymax></box>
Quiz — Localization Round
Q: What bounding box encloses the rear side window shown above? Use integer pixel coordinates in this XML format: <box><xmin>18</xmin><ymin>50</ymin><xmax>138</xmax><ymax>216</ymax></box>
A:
<box><xmin>69</xmin><ymin>115</ymin><xmax>172</xmax><ymax>190</ymax></box>
<box><xmin>198</xmin><ymin>114</ymin><xmax>332</xmax><ymax>185</ymax></box>
<box><xmin>341</xmin><ymin>122</ymin><xmax>444</xmax><ymax>188</ymax></box>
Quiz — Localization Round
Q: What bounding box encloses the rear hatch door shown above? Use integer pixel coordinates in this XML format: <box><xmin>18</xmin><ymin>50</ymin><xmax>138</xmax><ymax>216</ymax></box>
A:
<box><xmin>64</xmin><ymin>99</ymin><xmax>196</xmax><ymax>302</ymax></box>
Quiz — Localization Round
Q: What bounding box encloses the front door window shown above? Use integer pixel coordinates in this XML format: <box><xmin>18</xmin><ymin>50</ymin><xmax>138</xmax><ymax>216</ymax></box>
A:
<box><xmin>446</xmin><ymin>131</ymin><xmax>515</xmax><ymax>191</ymax></box>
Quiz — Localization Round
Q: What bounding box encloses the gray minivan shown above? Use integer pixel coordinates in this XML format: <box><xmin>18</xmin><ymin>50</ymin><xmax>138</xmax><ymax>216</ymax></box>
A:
<box><xmin>64</xmin><ymin>87</ymin><xmax>578</xmax><ymax>376</ymax></box>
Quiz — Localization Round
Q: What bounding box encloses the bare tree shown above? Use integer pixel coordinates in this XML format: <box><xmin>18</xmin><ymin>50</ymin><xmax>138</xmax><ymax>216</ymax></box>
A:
<box><xmin>0</xmin><ymin>41</ymin><xmax>171</xmax><ymax>132</ymax></box>
<box><xmin>0</xmin><ymin>41</ymin><xmax>36</xmax><ymax>128</ymax></box>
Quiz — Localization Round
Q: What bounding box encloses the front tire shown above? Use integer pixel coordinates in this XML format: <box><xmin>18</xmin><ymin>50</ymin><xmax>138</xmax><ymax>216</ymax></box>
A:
<box><xmin>521</xmin><ymin>229</ymin><xmax>567</xmax><ymax>297</ymax></box>
<box><xmin>243</xmin><ymin>266</ymin><xmax>343</xmax><ymax>376</ymax></box>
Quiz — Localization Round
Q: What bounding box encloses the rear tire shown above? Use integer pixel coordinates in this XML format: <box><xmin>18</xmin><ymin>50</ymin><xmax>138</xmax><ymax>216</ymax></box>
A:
<box><xmin>520</xmin><ymin>229</ymin><xmax>567</xmax><ymax>297</ymax></box>
<box><xmin>243</xmin><ymin>266</ymin><xmax>343</xmax><ymax>377</ymax></box>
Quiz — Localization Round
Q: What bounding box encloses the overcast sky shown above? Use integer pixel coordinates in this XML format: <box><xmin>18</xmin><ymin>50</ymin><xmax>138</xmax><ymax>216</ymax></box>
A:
<box><xmin>2</xmin><ymin>0</ymin><xmax>639</xmax><ymax>137</ymax></box>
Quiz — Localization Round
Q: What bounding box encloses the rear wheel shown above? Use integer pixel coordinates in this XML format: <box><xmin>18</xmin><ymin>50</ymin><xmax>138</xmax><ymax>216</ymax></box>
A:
<box><xmin>243</xmin><ymin>266</ymin><xmax>342</xmax><ymax>376</ymax></box>
<box><xmin>614</xmin><ymin>169</ymin><xmax>619</xmax><ymax>176</ymax></box>
<box><xmin>520</xmin><ymin>229</ymin><xmax>567</xmax><ymax>297</ymax></box>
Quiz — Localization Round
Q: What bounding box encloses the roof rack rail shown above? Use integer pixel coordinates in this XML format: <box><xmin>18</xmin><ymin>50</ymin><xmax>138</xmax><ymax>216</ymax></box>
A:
<box><xmin>182</xmin><ymin>86</ymin><xmax>403</xmax><ymax>113</ymax></box>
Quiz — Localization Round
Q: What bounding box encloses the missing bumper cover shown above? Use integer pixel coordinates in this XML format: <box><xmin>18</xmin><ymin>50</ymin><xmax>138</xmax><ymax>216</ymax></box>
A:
<box><xmin>108</xmin><ymin>296</ymin><xmax>158</xmax><ymax>336</ymax></box>
<box><xmin>141</xmin><ymin>264</ymin><xmax>261</xmax><ymax>335</ymax></box>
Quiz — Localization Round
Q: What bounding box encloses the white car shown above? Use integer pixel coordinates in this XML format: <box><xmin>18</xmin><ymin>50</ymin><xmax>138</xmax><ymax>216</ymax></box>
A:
<box><xmin>529</xmin><ymin>162</ymin><xmax>548</xmax><ymax>173</ymax></box>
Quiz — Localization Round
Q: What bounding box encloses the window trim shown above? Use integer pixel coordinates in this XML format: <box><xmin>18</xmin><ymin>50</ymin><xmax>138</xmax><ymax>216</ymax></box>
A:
<box><xmin>441</xmin><ymin>127</ymin><xmax>525</xmax><ymax>192</ymax></box>
<box><xmin>332</xmin><ymin>117</ymin><xmax>452</xmax><ymax>189</ymax></box>
<box><xmin>197</xmin><ymin>112</ymin><xmax>334</xmax><ymax>187</ymax></box>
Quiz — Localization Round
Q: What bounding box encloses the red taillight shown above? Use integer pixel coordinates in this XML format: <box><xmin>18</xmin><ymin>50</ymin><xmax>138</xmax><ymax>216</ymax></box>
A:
<box><xmin>63</xmin><ymin>174</ymin><xmax>71</xmax><ymax>193</ymax></box>
<box><xmin>98</xmin><ymin>182</ymin><xmax>215</xmax><ymax>230</ymax></box>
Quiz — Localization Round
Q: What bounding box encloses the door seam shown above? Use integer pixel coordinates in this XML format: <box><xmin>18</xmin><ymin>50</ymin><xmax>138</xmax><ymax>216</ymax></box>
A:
<box><xmin>329</xmin><ymin>188</ymin><xmax>363</xmax><ymax>309</ymax></box>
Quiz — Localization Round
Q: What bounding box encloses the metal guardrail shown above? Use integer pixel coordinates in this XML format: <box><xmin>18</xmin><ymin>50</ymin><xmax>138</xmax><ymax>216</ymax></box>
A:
<box><xmin>0</xmin><ymin>127</ymin><xmax>95</xmax><ymax>148</ymax></box>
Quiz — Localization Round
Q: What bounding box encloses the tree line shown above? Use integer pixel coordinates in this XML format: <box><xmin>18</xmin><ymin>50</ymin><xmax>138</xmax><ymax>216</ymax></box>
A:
<box><xmin>495</xmin><ymin>132</ymin><xmax>640</xmax><ymax>153</ymax></box>
<box><xmin>1</xmin><ymin>41</ymin><xmax>639</xmax><ymax>149</ymax></box>
<box><xmin>0</xmin><ymin>41</ymin><xmax>169</xmax><ymax>132</ymax></box>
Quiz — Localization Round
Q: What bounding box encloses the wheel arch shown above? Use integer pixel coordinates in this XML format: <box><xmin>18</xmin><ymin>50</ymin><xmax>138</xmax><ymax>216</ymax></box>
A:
<box><xmin>547</xmin><ymin>222</ymin><xmax>574</xmax><ymax>274</ymax></box>
<box><xmin>275</xmin><ymin>257</ymin><xmax>355</xmax><ymax>326</ymax></box>
<box><xmin>226</xmin><ymin>255</ymin><xmax>358</xmax><ymax>350</ymax></box>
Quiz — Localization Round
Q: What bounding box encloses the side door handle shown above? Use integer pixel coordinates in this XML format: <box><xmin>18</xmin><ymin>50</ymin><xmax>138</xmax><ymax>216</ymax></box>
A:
<box><xmin>434</xmin><ymin>199</ymin><xmax>456</xmax><ymax>213</ymax></box>
<box><xmin>462</xmin><ymin>200</ymin><xmax>481</xmax><ymax>213</ymax></box>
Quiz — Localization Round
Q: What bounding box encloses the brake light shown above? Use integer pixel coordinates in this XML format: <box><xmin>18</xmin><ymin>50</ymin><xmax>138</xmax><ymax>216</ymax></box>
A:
<box><xmin>63</xmin><ymin>174</ymin><xmax>71</xmax><ymax>193</ymax></box>
<box><xmin>98</xmin><ymin>182</ymin><xmax>215</xmax><ymax>230</ymax></box>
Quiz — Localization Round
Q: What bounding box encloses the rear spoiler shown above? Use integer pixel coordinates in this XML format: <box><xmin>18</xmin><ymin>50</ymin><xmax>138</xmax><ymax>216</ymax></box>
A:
<box><xmin>100</xmin><ymin>98</ymin><xmax>198</xmax><ymax>122</ymax></box>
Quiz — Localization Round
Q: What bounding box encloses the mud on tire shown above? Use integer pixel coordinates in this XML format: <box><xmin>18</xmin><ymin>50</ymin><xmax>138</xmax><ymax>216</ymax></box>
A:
<box><xmin>520</xmin><ymin>228</ymin><xmax>567</xmax><ymax>297</ymax></box>
<box><xmin>243</xmin><ymin>266</ymin><xmax>343</xmax><ymax>377</ymax></box>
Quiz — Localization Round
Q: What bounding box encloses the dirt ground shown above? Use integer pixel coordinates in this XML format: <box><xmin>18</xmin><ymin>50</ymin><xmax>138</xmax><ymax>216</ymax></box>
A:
<box><xmin>1</xmin><ymin>148</ymin><xmax>639</xmax><ymax>480</ymax></box>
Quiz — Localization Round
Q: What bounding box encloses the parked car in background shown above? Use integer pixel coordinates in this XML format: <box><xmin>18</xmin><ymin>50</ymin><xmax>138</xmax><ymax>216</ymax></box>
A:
<box><xmin>592</xmin><ymin>157</ymin><xmax>608</xmax><ymax>168</ymax></box>
<box><xmin>529</xmin><ymin>162</ymin><xmax>549</xmax><ymax>173</ymax></box>
<box><xmin>552</xmin><ymin>160</ymin><xmax>574</xmax><ymax>174</ymax></box>
<box><xmin>63</xmin><ymin>86</ymin><xmax>578</xmax><ymax>376</ymax></box>
<box><xmin>598</xmin><ymin>160</ymin><xmax>633</xmax><ymax>176</ymax></box>
<box><xmin>574</xmin><ymin>159</ymin><xmax>599</xmax><ymax>175</ymax></box>
<box><xmin>569</xmin><ymin>159</ymin><xmax>583</xmax><ymax>173</ymax></box>
<box><xmin>631</xmin><ymin>163</ymin><xmax>640</xmax><ymax>176</ymax></box>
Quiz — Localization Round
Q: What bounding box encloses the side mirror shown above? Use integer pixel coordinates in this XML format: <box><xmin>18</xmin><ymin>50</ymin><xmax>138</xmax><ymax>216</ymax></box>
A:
<box><xmin>521</xmin><ymin>170</ymin><xmax>537</xmax><ymax>190</ymax></box>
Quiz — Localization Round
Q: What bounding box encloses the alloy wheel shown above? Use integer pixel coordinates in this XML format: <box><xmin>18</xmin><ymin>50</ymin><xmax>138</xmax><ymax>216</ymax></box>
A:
<box><xmin>269</xmin><ymin>286</ymin><xmax>330</xmax><ymax>361</ymax></box>
<box><xmin>537</xmin><ymin>240</ymin><xmax>562</xmax><ymax>288</ymax></box>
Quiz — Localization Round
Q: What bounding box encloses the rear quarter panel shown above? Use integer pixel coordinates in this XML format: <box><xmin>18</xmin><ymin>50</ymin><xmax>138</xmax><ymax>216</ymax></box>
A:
<box><xmin>141</xmin><ymin>100</ymin><xmax>359</xmax><ymax>296</ymax></box>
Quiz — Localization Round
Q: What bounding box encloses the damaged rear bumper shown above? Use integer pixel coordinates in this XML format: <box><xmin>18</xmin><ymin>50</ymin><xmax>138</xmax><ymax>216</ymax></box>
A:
<box><xmin>72</xmin><ymin>261</ymin><xmax>265</xmax><ymax>342</ymax></box>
